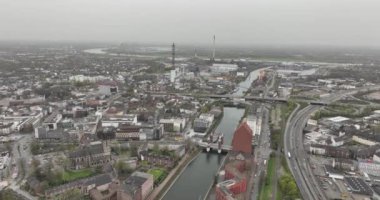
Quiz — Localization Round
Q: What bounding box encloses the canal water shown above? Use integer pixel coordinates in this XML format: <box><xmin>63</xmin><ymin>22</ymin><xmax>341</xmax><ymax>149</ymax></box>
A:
<box><xmin>234</xmin><ymin>69</ymin><xmax>262</xmax><ymax>96</ymax></box>
<box><xmin>162</xmin><ymin>69</ymin><xmax>262</xmax><ymax>200</ymax></box>
<box><xmin>162</xmin><ymin>107</ymin><xmax>244</xmax><ymax>200</ymax></box>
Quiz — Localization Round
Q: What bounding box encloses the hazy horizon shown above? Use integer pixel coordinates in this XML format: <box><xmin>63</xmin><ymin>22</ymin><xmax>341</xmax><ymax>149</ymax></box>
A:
<box><xmin>1</xmin><ymin>0</ymin><xmax>380</xmax><ymax>47</ymax></box>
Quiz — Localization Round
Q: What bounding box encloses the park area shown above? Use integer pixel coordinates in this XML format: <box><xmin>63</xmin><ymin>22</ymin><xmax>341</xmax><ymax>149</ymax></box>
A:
<box><xmin>62</xmin><ymin>168</ymin><xmax>95</xmax><ymax>182</ymax></box>
<box><xmin>148</xmin><ymin>168</ymin><xmax>168</xmax><ymax>184</ymax></box>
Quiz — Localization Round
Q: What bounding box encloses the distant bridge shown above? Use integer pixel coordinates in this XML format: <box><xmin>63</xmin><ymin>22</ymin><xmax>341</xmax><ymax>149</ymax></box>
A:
<box><xmin>197</xmin><ymin>141</ymin><xmax>232</xmax><ymax>153</ymax></box>
<box><xmin>147</xmin><ymin>91</ymin><xmax>329</xmax><ymax>105</ymax></box>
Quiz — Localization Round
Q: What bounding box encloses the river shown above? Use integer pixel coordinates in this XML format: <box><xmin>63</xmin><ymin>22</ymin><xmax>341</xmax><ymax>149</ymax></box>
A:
<box><xmin>83</xmin><ymin>48</ymin><xmax>107</xmax><ymax>54</ymax></box>
<box><xmin>234</xmin><ymin>69</ymin><xmax>262</xmax><ymax>96</ymax></box>
<box><xmin>83</xmin><ymin>48</ymin><xmax>159</xmax><ymax>59</ymax></box>
<box><xmin>162</xmin><ymin>69</ymin><xmax>262</xmax><ymax>200</ymax></box>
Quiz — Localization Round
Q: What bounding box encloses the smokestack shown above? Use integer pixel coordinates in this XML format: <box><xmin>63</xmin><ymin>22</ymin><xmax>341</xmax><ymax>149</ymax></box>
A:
<box><xmin>172</xmin><ymin>43</ymin><xmax>175</xmax><ymax>69</ymax></box>
<box><xmin>212</xmin><ymin>35</ymin><xmax>216</xmax><ymax>62</ymax></box>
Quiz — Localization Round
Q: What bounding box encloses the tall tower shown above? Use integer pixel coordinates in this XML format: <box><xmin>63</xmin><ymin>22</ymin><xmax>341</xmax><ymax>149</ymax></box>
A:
<box><xmin>172</xmin><ymin>42</ymin><xmax>175</xmax><ymax>69</ymax></box>
<box><xmin>212</xmin><ymin>35</ymin><xmax>216</xmax><ymax>62</ymax></box>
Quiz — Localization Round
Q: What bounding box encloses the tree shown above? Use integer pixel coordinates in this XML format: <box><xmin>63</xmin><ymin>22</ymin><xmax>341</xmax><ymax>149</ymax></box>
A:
<box><xmin>129</xmin><ymin>144</ymin><xmax>138</xmax><ymax>157</ymax></box>
<box><xmin>116</xmin><ymin>161</ymin><xmax>133</xmax><ymax>178</ymax></box>
<box><xmin>279</xmin><ymin>174</ymin><xmax>299</xmax><ymax>199</ymax></box>
<box><xmin>31</xmin><ymin>158</ymin><xmax>41</xmax><ymax>172</ymax></box>
<box><xmin>0</xmin><ymin>189</ymin><xmax>18</xmax><ymax>200</ymax></box>
<box><xmin>152</xmin><ymin>144</ymin><xmax>160</xmax><ymax>155</ymax></box>
<box><xmin>30</xmin><ymin>141</ymin><xmax>41</xmax><ymax>155</ymax></box>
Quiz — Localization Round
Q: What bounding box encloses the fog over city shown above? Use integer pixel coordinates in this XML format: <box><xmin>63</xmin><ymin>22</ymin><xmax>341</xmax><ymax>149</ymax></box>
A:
<box><xmin>3</xmin><ymin>1</ymin><xmax>380</xmax><ymax>200</ymax></box>
<box><xmin>1</xmin><ymin>0</ymin><xmax>380</xmax><ymax>47</ymax></box>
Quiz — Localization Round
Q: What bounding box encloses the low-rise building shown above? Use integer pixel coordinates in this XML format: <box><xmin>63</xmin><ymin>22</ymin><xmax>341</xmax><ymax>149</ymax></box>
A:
<box><xmin>140</xmin><ymin>151</ymin><xmax>175</xmax><ymax>168</ymax></box>
<box><xmin>216</xmin><ymin>152</ymin><xmax>251</xmax><ymax>200</ymax></box>
<box><xmin>326</xmin><ymin>136</ymin><xmax>345</xmax><ymax>147</ymax></box>
<box><xmin>353</xmin><ymin>132</ymin><xmax>380</xmax><ymax>146</ymax></box>
<box><xmin>34</xmin><ymin>127</ymin><xmax>67</xmax><ymax>141</ymax></box>
<box><xmin>102</xmin><ymin>114</ymin><xmax>138</xmax><ymax>128</ymax></box>
<box><xmin>159</xmin><ymin>118</ymin><xmax>186</xmax><ymax>132</ymax></box>
<box><xmin>68</xmin><ymin>141</ymin><xmax>111</xmax><ymax>170</ymax></box>
<box><xmin>116</xmin><ymin>125</ymin><xmax>141</xmax><ymax>141</ymax></box>
<box><xmin>42</xmin><ymin>111</ymin><xmax>62</xmax><ymax>130</ymax></box>
<box><xmin>359</xmin><ymin>161</ymin><xmax>380</xmax><ymax>177</ymax></box>
<box><xmin>193</xmin><ymin>119</ymin><xmax>209</xmax><ymax>133</ymax></box>
<box><xmin>45</xmin><ymin>174</ymin><xmax>113</xmax><ymax>198</ymax></box>
<box><xmin>199</xmin><ymin>113</ymin><xmax>214</xmax><ymax>124</ymax></box>
<box><xmin>98</xmin><ymin>81</ymin><xmax>118</xmax><ymax>95</ymax></box>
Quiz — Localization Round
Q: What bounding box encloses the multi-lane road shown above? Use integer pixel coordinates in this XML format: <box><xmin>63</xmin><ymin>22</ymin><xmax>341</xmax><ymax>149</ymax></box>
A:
<box><xmin>283</xmin><ymin>86</ymin><xmax>380</xmax><ymax>200</ymax></box>
<box><xmin>284</xmin><ymin>105</ymin><xmax>326</xmax><ymax>200</ymax></box>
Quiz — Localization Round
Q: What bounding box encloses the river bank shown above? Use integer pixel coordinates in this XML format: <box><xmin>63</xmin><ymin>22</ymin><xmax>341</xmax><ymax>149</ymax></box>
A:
<box><xmin>152</xmin><ymin>105</ymin><xmax>225</xmax><ymax>200</ymax></box>
<box><xmin>147</xmin><ymin>149</ymin><xmax>200</xmax><ymax>200</ymax></box>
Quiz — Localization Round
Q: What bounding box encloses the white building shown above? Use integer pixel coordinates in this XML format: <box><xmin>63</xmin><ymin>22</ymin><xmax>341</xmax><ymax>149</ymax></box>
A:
<box><xmin>309</xmin><ymin>144</ymin><xmax>326</xmax><ymax>155</ymax></box>
<box><xmin>69</xmin><ymin>75</ymin><xmax>106</xmax><ymax>83</ymax></box>
<box><xmin>352</xmin><ymin>135</ymin><xmax>378</xmax><ymax>146</ymax></box>
<box><xmin>199</xmin><ymin>113</ymin><xmax>214</xmax><ymax>124</ymax></box>
<box><xmin>359</xmin><ymin>161</ymin><xmax>380</xmax><ymax>177</ymax></box>
<box><xmin>159</xmin><ymin>118</ymin><xmax>186</xmax><ymax>132</ymax></box>
<box><xmin>42</xmin><ymin>112</ymin><xmax>62</xmax><ymax>130</ymax></box>
<box><xmin>98</xmin><ymin>84</ymin><xmax>118</xmax><ymax>95</ymax></box>
<box><xmin>211</xmin><ymin>63</ymin><xmax>238</xmax><ymax>74</ymax></box>
<box><xmin>101</xmin><ymin>114</ymin><xmax>138</xmax><ymax>128</ymax></box>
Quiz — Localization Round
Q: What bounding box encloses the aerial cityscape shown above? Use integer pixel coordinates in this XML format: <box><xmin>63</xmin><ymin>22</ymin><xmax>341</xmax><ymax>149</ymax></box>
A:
<box><xmin>1</xmin><ymin>0</ymin><xmax>380</xmax><ymax>200</ymax></box>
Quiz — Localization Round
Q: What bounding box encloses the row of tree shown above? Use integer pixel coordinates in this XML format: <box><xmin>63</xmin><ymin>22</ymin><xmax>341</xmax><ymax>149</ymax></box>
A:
<box><xmin>278</xmin><ymin>174</ymin><xmax>300</xmax><ymax>200</ymax></box>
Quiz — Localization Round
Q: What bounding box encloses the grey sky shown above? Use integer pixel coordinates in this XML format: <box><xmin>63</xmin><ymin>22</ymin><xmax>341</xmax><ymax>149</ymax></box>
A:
<box><xmin>1</xmin><ymin>0</ymin><xmax>379</xmax><ymax>46</ymax></box>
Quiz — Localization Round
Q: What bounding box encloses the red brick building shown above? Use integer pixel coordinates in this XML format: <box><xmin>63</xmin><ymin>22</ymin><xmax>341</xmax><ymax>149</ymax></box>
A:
<box><xmin>216</xmin><ymin>158</ymin><xmax>249</xmax><ymax>200</ymax></box>
<box><xmin>231</xmin><ymin>122</ymin><xmax>253</xmax><ymax>154</ymax></box>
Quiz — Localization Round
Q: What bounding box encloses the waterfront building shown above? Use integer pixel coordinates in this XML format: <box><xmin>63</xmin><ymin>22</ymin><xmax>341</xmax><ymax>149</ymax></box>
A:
<box><xmin>231</xmin><ymin>122</ymin><xmax>253</xmax><ymax>154</ymax></box>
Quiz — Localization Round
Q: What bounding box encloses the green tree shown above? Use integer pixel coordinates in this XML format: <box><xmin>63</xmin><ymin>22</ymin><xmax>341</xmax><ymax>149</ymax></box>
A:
<box><xmin>152</xmin><ymin>144</ymin><xmax>160</xmax><ymax>155</ymax></box>
<box><xmin>279</xmin><ymin>174</ymin><xmax>299</xmax><ymax>199</ymax></box>
<box><xmin>130</xmin><ymin>144</ymin><xmax>138</xmax><ymax>157</ymax></box>
<box><xmin>0</xmin><ymin>189</ymin><xmax>18</xmax><ymax>200</ymax></box>
<box><xmin>30</xmin><ymin>141</ymin><xmax>41</xmax><ymax>155</ymax></box>
<box><xmin>116</xmin><ymin>161</ymin><xmax>133</xmax><ymax>178</ymax></box>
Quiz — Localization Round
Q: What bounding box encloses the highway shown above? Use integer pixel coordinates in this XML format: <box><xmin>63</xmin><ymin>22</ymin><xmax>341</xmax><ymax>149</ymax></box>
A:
<box><xmin>284</xmin><ymin>105</ymin><xmax>326</xmax><ymax>200</ymax></box>
<box><xmin>283</xmin><ymin>86</ymin><xmax>380</xmax><ymax>200</ymax></box>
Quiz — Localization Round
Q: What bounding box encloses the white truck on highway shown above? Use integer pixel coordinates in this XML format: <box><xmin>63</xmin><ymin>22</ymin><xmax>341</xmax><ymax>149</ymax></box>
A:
<box><xmin>288</xmin><ymin>152</ymin><xmax>291</xmax><ymax>158</ymax></box>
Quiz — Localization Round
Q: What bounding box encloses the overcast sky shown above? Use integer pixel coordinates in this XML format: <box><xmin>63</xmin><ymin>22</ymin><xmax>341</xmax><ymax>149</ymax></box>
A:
<box><xmin>1</xmin><ymin>0</ymin><xmax>379</xmax><ymax>47</ymax></box>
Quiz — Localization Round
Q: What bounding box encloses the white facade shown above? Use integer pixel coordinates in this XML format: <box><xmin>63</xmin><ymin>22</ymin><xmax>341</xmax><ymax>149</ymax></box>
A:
<box><xmin>199</xmin><ymin>113</ymin><xmax>214</xmax><ymax>124</ymax></box>
<box><xmin>307</xmin><ymin>119</ymin><xmax>318</xmax><ymax>126</ymax></box>
<box><xmin>359</xmin><ymin>161</ymin><xmax>380</xmax><ymax>177</ymax></box>
<box><xmin>159</xmin><ymin>118</ymin><xmax>186</xmax><ymax>132</ymax></box>
<box><xmin>327</xmin><ymin>137</ymin><xmax>344</xmax><ymax>147</ymax></box>
<box><xmin>102</xmin><ymin>114</ymin><xmax>138</xmax><ymax>128</ymax></box>
<box><xmin>69</xmin><ymin>75</ymin><xmax>106</xmax><ymax>83</ymax></box>
<box><xmin>352</xmin><ymin>135</ymin><xmax>378</xmax><ymax>146</ymax></box>
<box><xmin>98</xmin><ymin>85</ymin><xmax>118</xmax><ymax>95</ymax></box>
<box><xmin>309</xmin><ymin>145</ymin><xmax>326</xmax><ymax>155</ymax></box>
<box><xmin>328</xmin><ymin>116</ymin><xmax>350</xmax><ymax>123</ymax></box>
<box><xmin>211</xmin><ymin>63</ymin><xmax>238</xmax><ymax>73</ymax></box>
<box><xmin>236</xmin><ymin>72</ymin><xmax>245</xmax><ymax>77</ymax></box>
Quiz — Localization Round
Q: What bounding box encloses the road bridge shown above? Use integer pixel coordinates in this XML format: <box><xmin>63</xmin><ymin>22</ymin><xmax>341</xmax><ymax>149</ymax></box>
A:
<box><xmin>146</xmin><ymin>91</ymin><xmax>329</xmax><ymax>105</ymax></box>
<box><xmin>197</xmin><ymin>142</ymin><xmax>232</xmax><ymax>153</ymax></box>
